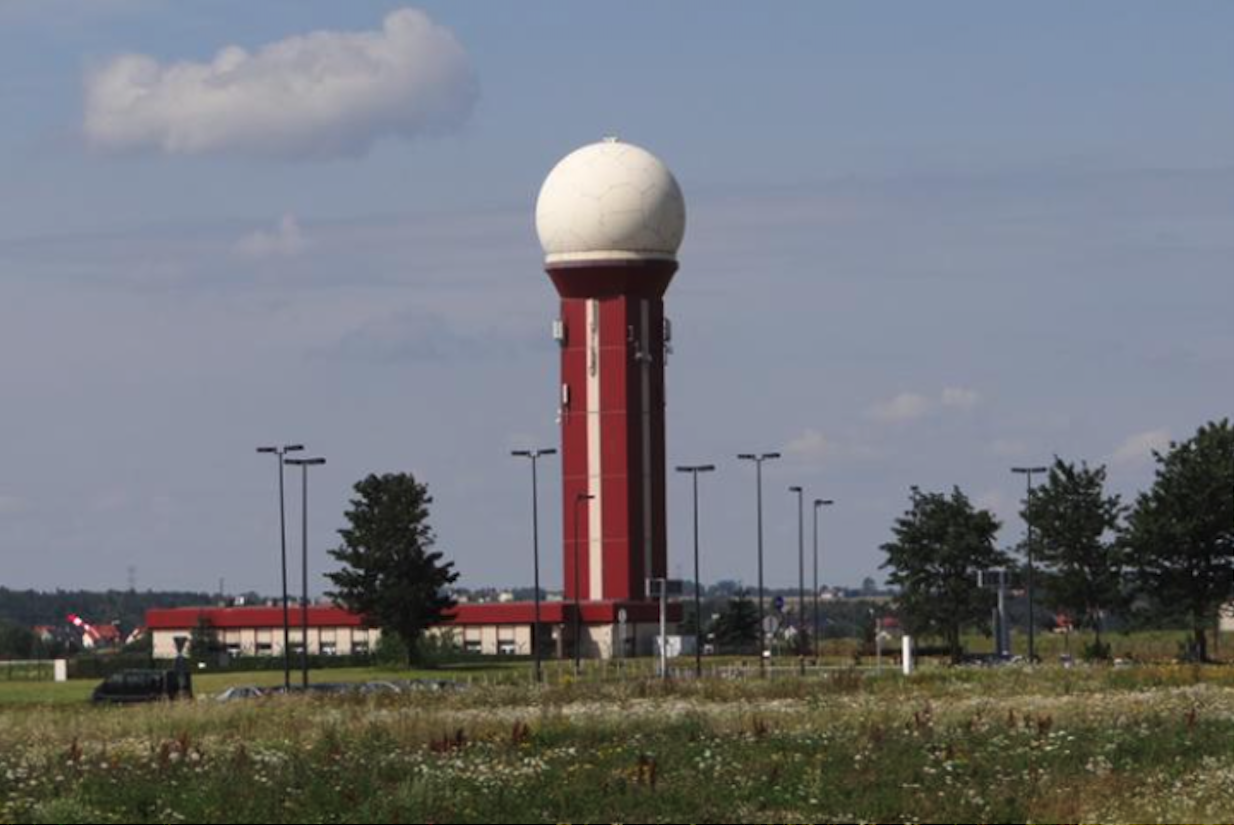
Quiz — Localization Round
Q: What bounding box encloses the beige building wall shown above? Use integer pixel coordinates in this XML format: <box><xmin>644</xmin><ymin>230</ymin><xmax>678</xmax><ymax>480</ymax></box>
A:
<box><xmin>156</xmin><ymin>621</ymin><xmax>675</xmax><ymax>661</ymax></box>
<box><xmin>153</xmin><ymin>626</ymin><xmax>383</xmax><ymax>660</ymax></box>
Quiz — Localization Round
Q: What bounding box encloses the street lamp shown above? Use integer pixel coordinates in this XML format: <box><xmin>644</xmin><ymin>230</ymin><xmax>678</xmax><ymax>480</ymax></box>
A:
<box><xmin>1012</xmin><ymin>465</ymin><xmax>1049</xmax><ymax>663</ymax></box>
<box><xmin>512</xmin><ymin>448</ymin><xmax>557</xmax><ymax>684</ymax></box>
<box><xmin>788</xmin><ymin>486</ymin><xmax>805</xmax><ymax>647</ymax></box>
<box><xmin>257</xmin><ymin>443</ymin><xmax>304</xmax><ymax>690</ymax></box>
<box><xmin>813</xmin><ymin>498</ymin><xmax>834</xmax><ymax>659</ymax></box>
<box><xmin>572</xmin><ymin>491</ymin><xmax>594</xmax><ymax>676</ymax></box>
<box><xmin>285</xmin><ymin>456</ymin><xmax>325</xmax><ymax>688</ymax></box>
<box><xmin>676</xmin><ymin>464</ymin><xmax>716</xmax><ymax>679</ymax></box>
<box><xmin>738</xmin><ymin>452</ymin><xmax>780</xmax><ymax>675</ymax></box>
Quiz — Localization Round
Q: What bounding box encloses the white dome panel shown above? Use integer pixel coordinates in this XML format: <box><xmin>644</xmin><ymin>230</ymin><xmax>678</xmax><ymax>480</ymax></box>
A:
<box><xmin>536</xmin><ymin>139</ymin><xmax>685</xmax><ymax>264</ymax></box>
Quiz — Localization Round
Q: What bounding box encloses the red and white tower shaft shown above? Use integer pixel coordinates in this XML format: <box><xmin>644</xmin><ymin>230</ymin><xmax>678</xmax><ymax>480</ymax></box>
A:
<box><xmin>535</xmin><ymin>138</ymin><xmax>687</xmax><ymax>606</ymax></box>
<box><xmin>552</xmin><ymin>260</ymin><xmax>675</xmax><ymax>602</ymax></box>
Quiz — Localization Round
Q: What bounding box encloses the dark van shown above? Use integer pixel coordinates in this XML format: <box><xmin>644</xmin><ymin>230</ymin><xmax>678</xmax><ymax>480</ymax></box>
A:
<box><xmin>91</xmin><ymin>669</ymin><xmax>193</xmax><ymax>704</ymax></box>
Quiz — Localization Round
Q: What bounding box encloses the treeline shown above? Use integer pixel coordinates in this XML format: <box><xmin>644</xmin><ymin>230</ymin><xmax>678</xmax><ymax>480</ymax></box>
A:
<box><xmin>882</xmin><ymin>419</ymin><xmax>1233</xmax><ymax>662</ymax></box>
<box><xmin>0</xmin><ymin>588</ymin><xmax>214</xmax><ymax>631</ymax></box>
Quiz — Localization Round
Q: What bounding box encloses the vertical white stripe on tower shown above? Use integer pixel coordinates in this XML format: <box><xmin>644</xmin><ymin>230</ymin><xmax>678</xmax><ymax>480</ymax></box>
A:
<box><xmin>586</xmin><ymin>299</ymin><xmax>604</xmax><ymax>601</ymax></box>
<box><xmin>640</xmin><ymin>299</ymin><xmax>654</xmax><ymax>581</ymax></box>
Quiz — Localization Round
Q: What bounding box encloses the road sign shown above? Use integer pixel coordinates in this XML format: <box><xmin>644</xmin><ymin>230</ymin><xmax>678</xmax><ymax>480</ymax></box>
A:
<box><xmin>646</xmin><ymin>579</ymin><xmax>684</xmax><ymax>598</ymax></box>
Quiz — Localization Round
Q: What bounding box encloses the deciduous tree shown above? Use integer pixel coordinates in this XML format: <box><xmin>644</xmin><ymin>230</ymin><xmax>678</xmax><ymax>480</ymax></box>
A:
<box><xmin>881</xmin><ymin>486</ymin><xmax>1007</xmax><ymax>663</ymax></box>
<box><xmin>1126</xmin><ymin>420</ymin><xmax>1234</xmax><ymax>662</ymax></box>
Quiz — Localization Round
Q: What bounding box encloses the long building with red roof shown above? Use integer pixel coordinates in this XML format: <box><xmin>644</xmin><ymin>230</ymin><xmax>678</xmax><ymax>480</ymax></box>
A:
<box><xmin>147</xmin><ymin>600</ymin><xmax>679</xmax><ymax>660</ymax></box>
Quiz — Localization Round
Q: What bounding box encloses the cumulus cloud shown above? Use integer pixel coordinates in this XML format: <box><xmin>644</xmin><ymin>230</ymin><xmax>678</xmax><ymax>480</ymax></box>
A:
<box><xmin>236</xmin><ymin>215</ymin><xmax>310</xmax><ymax>259</ymax></box>
<box><xmin>83</xmin><ymin>8</ymin><xmax>478</xmax><ymax>158</ymax></box>
<box><xmin>869</xmin><ymin>392</ymin><xmax>933</xmax><ymax>424</ymax></box>
<box><xmin>1113</xmin><ymin>428</ymin><xmax>1172</xmax><ymax>465</ymax></box>
<box><xmin>785</xmin><ymin>429</ymin><xmax>833</xmax><ymax>461</ymax></box>
<box><xmin>869</xmin><ymin>386</ymin><xmax>983</xmax><ymax>423</ymax></box>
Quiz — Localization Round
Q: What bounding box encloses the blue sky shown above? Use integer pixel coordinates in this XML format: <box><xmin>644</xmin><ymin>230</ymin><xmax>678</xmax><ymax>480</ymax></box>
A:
<box><xmin>0</xmin><ymin>1</ymin><xmax>1231</xmax><ymax>596</ymax></box>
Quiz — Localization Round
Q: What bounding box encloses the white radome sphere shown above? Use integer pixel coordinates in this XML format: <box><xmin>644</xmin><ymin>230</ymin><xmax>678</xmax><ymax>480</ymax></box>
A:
<box><xmin>536</xmin><ymin>138</ymin><xmax>685</xmax><ymax>265</ymax></box>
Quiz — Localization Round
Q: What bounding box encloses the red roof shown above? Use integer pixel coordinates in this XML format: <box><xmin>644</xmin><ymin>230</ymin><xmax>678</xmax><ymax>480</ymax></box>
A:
<box><xmin>93</xmin><ymin>625</ymin><xmax>123</xmax><ymax>642</ymax></box>
<box><xmin>448</xmin><ymin>600</ymin><xmax>678</xmax><ymax>625</ymax></box>
<box><xmin>147</xmin><ymin>601</ymin><xmax>679</xmax><ymax>630</ymax></box>
<box><xmin>146</xmin><ymin>606</ymin><xmax>368</xmax><ymax>631</ymax></box>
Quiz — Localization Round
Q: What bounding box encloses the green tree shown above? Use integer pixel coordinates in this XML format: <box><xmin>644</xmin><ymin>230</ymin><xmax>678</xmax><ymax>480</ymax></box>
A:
<box><xmin>1023</xmin><ymin>458</ymin><xmax>1126</xmax><ymax>655</ymax></box>
<box><xmin>1126</xmin><ymin>420</ymin><xmax>1234</xmax><ymax>663</ymax></box>
<box><xmin>326</xmin><ymin>473</ymin><xmax>459</xmax><ymax>667</ymax></box>
<box><xmin>0</xmin><ymin>620</ymin><xmax>36</xmax><ymax>659</ymax></box>
<box><xmin>189</xmin><ymin>614</ymin><xmax>216</xmax><ymax>661</ymax></box>
<box><xmin>881</xmin><ymin>486</ymin><xmax>1007</xmax><ymax>663</ymax></box>
<box><xmin>711</xmin><ymin>590</ymin><xmax>760</xmax><ymax>653</ymax></box>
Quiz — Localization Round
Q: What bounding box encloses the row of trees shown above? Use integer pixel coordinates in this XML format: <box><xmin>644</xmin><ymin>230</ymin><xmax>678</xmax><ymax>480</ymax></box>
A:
<box><xmin>314</xmin><ymin>419</ymin><xmax>1229</xmax><ymax>666</ymax></box>
<box><xmin>882</xmin><ymin>419</ymin><xmax>1234</xmax><ymax>662</ymax></box>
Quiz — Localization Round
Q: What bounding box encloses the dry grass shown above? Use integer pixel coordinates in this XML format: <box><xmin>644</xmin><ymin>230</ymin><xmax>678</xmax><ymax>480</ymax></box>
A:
<box><xmin>3</xmin><ymin>663</ymin><xmax>1234</xmax><ymax>822</ymax></box>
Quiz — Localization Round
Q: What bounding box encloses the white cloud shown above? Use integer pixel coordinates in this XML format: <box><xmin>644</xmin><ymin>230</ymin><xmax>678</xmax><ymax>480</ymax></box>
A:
<box><xmin>1113</xmin><ymin>428</ymin><xmax>1172</xmax><ymax>465</ymax></box>
<box><xmin>236</xmin><ymin>215</ymin><xmax>310</xmax><ymax>259</ymax></box>
<box><xmin>941</xmin><ymin>386</ymin><xmax>982</xmax><ymax>410</ymax></box>
<box><xmin>83</xmin><ymin>8</ymin><xmax>478</xmax><ymax>159</ymax></box>
<box><xmin>869</xmin><ymin>386</ymin><xmax>983</xmax><ymax>424</ymax></box>
<box><xmin>869</xmin><ymin>392</ymin><xmax>933</xmax><ymax>423</ymax></box>
<box><xmin>785</xmin><ymin>428</ymin><xmax>832</xmax><ymax>461</ymax></box>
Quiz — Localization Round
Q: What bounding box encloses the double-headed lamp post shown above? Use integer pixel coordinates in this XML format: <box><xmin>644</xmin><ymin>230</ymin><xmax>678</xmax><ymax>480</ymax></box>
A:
<box><xmin>511</xmin><ymin>448</ymin><xmax>556</xmax><ymax>684</ymax></box>
<box><xmin>812</xmin><ymin>498</ymin><xmax>834</xmax><ymax>659</ymax></box>
<box><xmin>676</xmin><ymin>464</ymin><xmax>716</xmax><ymax>679</ymax></box>
<box><xmin>285</xmin><ymin>456</ymin><xmax>325</xmax><ymax>688</ymax></box>
<box><xmin>257</xmin><ymin>443</ymin><xmax>304</xmax><ymax>690</ymax></box>
<box><xmin>572</xmin><ymin>491</ymin><xmax>594</xmax><ymax>676</ymax></box>
<box><xmin>738</xmin><ymin>452</ymin><xmax>781</xmax><ymax>675</ymax></box>
<box><xmin>788</xmin><ymin>486</ymin><xmax>805</xmax><ymax>645</ymax></box>
<box><xmin>1012</xmin><ymin>465</ymin><xmax>1049</xmax><ymax>663</ymax></box>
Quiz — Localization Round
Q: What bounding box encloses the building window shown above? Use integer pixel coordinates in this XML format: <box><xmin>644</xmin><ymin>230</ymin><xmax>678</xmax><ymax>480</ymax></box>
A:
<box><xmin>321</xmin><ymin>642</ymin><xmax>338</xmax><ymax>656</ymax></box>
<box><xmin>256</xmin><ymin>642</ymin><xmax>273</xmax><ymax>655</ymax></box>
<box><xmin>497</xmin><ymin>640</ymin><xmax>517</xmax><ymax>656</ymax></box>
<box><xmin>463</xmin><ymin>640</ymin><xmax>483</xmax><ymax>654</ymax></box>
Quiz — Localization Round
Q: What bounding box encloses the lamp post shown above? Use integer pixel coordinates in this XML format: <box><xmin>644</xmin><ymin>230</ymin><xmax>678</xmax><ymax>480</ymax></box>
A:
<box><xmin>738</xmin><ymin>452</ymin><xmax>780</xmax><ymax>675</ymax></box>
<box><xmin>572</xmin><ymin>491</ymin><xmax>594</xmax><ymax>676</ymax></box>
<box><xmin>788</xmin><ymin>486</ymin><xmax>805</xmax><ymax>647</ymax></box>
<box><xmin>257</xmin><ymin>443</ymin><xmax>304</xmax><ymax>690</ymax></box>
<box><xmin>1012</xmin><ymin>465</ymin><xmax>1049</xmax><ymax>663</ymax></box>
<box><xmin>512</xmin><ymin>448</ymin><xmax>556</xmax><ymax>684</ymax></box>
<box><xmin>285</xmin><ymin>456</ymin><xmax>325</xmax><ymax>688</ymax></box>
<box><xmin>676</xmin><ymin>464</ymin><xmax>716</xmax><ymax>679</ymax></box>
<box><xmin>812</xmin><ymin>498</ymin><xmax>834</xmax><ymax>659</ymax></box>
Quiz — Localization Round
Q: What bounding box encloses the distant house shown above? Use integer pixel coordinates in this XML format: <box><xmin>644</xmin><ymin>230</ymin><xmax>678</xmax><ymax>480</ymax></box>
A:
<box><xmin>93</xmin><ymin>624</ymin><xmax>123</xmax><ymax>647</ymax></box>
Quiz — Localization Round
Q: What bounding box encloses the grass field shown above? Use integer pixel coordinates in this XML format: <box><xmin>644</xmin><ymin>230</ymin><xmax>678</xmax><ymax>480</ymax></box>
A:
<box><xmin>4</xmin><ymin>658</ymin><xmax>1234</xmax><ymax>823</ymax></box>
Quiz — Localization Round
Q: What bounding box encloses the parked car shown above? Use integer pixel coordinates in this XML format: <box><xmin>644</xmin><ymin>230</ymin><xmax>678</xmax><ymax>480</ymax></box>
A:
<box><xmin>91</xmin><ymin>669</ymin><xmax>193</xmax><ymax>704</ymax></box>
<box><xmin>214</xmin><ymin>685</ymin><xmax>266</xmax><ymax>703</ymax></box>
